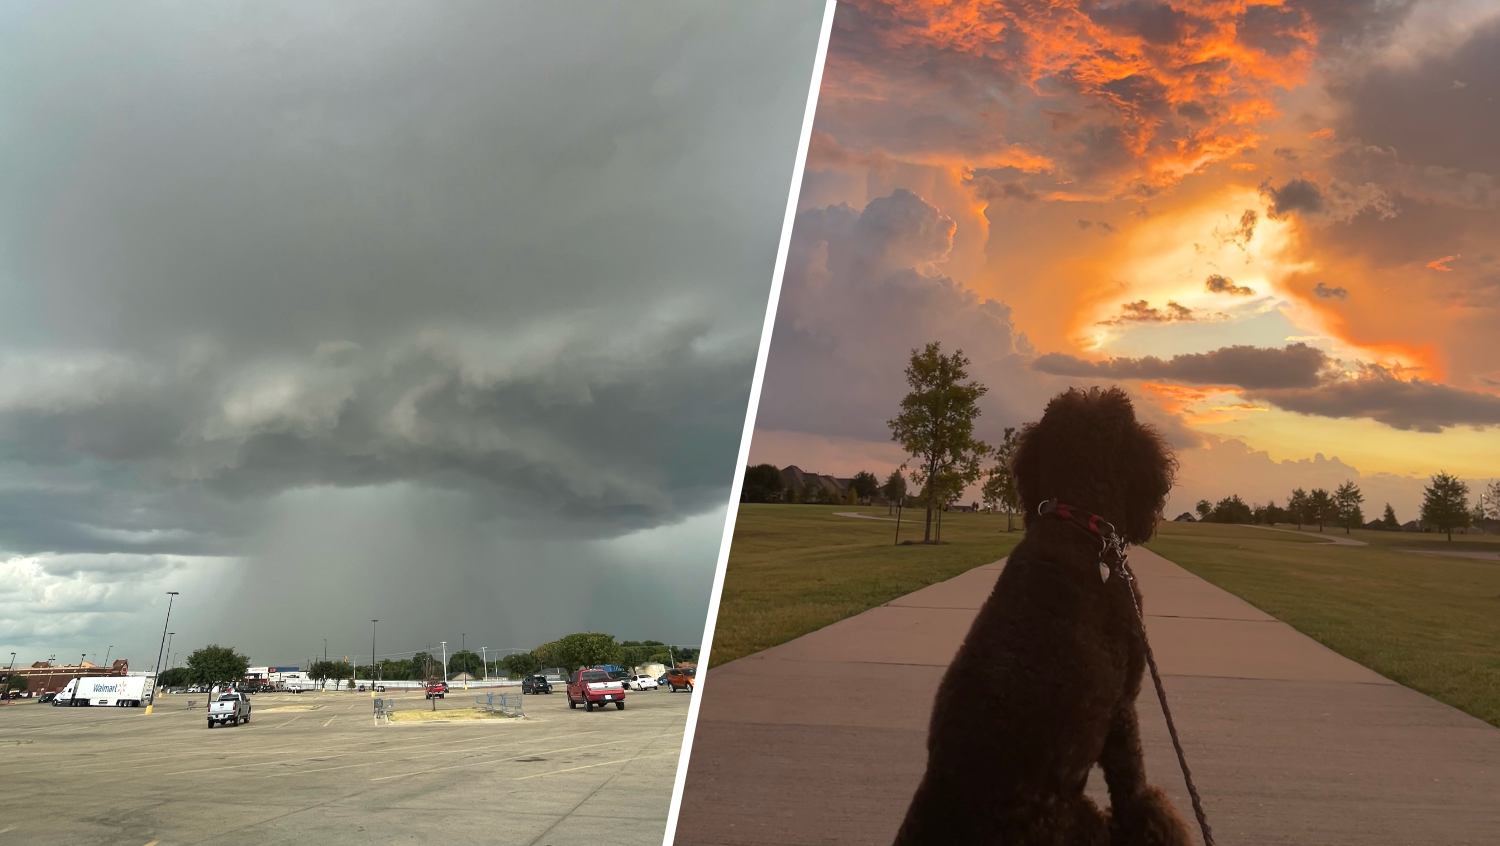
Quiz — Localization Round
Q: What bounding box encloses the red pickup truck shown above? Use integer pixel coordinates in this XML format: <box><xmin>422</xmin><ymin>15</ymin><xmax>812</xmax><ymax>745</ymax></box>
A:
<box><xmin>566</xmin><ymin>668</ymin><xmax>626</xmax><ymax>711</ymax></box>
<box><xmin>424</xmin><ymin>681</ymin><xmax>448</xmax><ymax>700</ymax></box>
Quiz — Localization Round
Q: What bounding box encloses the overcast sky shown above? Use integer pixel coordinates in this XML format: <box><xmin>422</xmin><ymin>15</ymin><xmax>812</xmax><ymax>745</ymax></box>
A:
<box><xmin>0</xmin><ymin>1</ymin><xmax>825</xmax><ymax>670</ymax></box>
<box><xmin>751</xmin><ymin>0</ymin><xmax>1499</xmax><ymax>521</ymax></box>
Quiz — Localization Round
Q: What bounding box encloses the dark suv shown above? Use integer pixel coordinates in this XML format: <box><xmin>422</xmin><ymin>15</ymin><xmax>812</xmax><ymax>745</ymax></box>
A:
<box><xmin>521</xmin><ymin>675</ymin><xmax>552</xmax><ymax>695</ymax></box>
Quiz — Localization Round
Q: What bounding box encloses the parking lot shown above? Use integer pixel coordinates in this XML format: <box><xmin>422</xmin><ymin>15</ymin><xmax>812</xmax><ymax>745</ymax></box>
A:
<box><xmin>0</xmin><ymin>685</ymin><xmax>692</xmax><ymax>845</ymax></box>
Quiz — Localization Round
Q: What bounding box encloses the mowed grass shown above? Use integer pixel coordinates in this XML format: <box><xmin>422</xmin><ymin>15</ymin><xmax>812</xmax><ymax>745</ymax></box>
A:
<box><xmin>1145</xmin><ymin>521</ymin><xmax>1500</xmax><ymax>727</ymax></box>
<box><xmin>708</xmin><ymin>504</ymin><xmax>1021</xmax><ymax>667</ymax></box>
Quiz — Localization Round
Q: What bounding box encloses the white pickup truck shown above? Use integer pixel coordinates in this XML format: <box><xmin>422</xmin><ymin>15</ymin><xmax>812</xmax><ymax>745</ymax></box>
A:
<box><xmin>207</xmin><ymin>692</ymin><xmax>251</xmax><ymax>728</ymax></box>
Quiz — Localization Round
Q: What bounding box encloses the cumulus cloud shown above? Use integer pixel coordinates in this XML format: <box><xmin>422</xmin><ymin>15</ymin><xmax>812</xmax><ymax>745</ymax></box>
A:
<box><xmin>1096</xmin><ymin>300</ymin><xmax>1219</xmax><ymax>325</ymax></box>
<box><xmin>757</xmin><ymin>189</ymin><xmax>1048</xmax><ymax>445</ymax></box>
<box><xmin>1250</xmin><ymin>364</ymin><xmax>1500</xmax><ymax>432</ymax></box>
<box><xmin>1263</xmin><ymin>178</ymin><xmax>1327</xmax><ymax>218</ymax></box>
<box><xmin>1314</xmin><ymin>282</ymin><xmax>1350</xmax><ymax>299</ymax></box>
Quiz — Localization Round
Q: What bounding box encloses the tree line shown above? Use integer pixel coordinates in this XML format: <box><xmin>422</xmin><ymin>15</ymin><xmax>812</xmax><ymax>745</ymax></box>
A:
<box><xmin>1190</xmin><ymin>474</ymin><xmax>1495</xmax><ymax>541</ymax></box>
<box><xmin>153</xmin><ymin>636</ymin><xmax>700</xmax><ymax>690</ymax></box>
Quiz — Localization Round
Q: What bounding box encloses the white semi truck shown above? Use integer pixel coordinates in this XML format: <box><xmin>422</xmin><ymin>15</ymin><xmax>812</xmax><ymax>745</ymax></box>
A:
<box><xmin>54</xmin><ymin>676</ymin><xmax>154</xmax><ymax>707</ymax></box>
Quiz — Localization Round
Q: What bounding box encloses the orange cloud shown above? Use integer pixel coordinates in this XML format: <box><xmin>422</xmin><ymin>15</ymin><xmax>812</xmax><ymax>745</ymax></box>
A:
<box><xmin>1426</xmin><ymin>254</ymin><xmax>1459</xmax><ymax>272</ymax></box>
<box><xmin>837</xmin><ymin>0</ymin><xmax>1320</xmax><ymax>190</ymax></box>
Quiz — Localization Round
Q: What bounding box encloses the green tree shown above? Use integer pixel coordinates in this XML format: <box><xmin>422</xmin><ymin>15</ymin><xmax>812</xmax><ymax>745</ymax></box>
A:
<box><xmin>185</xmin><ymin>645</ymin><xmax>250</xmax><ymax>688</ymax></box>
<box><xmin>849</xmin><ymin>471</ymin><xmax>879</xmax><ymax>503</ymax></box>
<box><xmin>1334</xmin><ymin>481</ymin><xmax>1365</xmax><ymax>534</ymax></box>
<box><xmin>1288</xmin><ymin>488</ymin><xmax>1309</xmax><ymax>529</ymax></box>
<box><xmin>887</xmin><ymin>342</ymin><xmax>990</xmax><ymax>544</ymax></box>
<box><xmin>881</xmin><ymin>469</ymin><xmax>907</xmax><ymax>515</ymax></box>
<box><xmin>1421</xmin><ymin>472</ymin><xmax>1471</xmax><ymax>541</ymax></box>
<box><xmin>307</xmin><ymin>660</ymin><xmax>332</xmax><ymax>689</ymax></box>
<box><xmin>4</xmin><ymin>674</ymin><xmax>29</xmax><ymax>695</ymax></box>
<box><xmin>1381</xmin><ymin>503</ymin><xmax>1399</xmax><ymax>529</ymax></box>
<box><xmin>1483</xmin><ymin>480</ymin><xmax>1500</xmax><ymax>524</ymax></box>
<box><xmin>157</xmin><ymin>667</ymin><xmax>191</xmax><ymax>688</ymax></box>
<box><xmin>741</xmin><ymin>464</ymin><xmax>785</xmax><ymax>503</ymax></box>
<box><xmin>411</xmin><ymin>651</ymin><xmax>439</xmax><ymax>680</ymax></box>
<box><xmin>448</xmin><ymin>650</ymin><xmax>484</xmax><ymax>678</ymax></box>
<box><xmin>501</xmin><ymin>652</ymin><xmax>542</xmax><ymax>679</ymax></box>
<box><xmin>802</xmin><ymin>479</ymin><xmax>823</xmax><ymax>504</ymax></box>
<box><xmin>1209</xmin><ymin>495</ymin><xmax>1252</xmax><ymax>524</ymax></box>
<box><xmin>981</xmin><ymin>427</ymin><xmax>1021</xmax><ymax>532</ymax></box>
<box><xmin>1195</xmin><ymin>499</ymin><xmax>1212</xmax><ymax>521</ymax></box>
<box><xmin>1308</xmin><ymin>488</ymin><xmax>1333</xmax><ymax>532</ymax></box>
<box><xmin>551</xmin><ymin>633</ymin><xmax>623</xmax><ymax>672</ymax></box>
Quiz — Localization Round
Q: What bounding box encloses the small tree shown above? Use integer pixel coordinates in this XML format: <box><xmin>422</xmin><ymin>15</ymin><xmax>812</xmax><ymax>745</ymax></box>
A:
<box><xmin>849</xmin><ymin>471</ymin><xmax>879</xmax><ymax>504</ymax></box>
<box><xmin>157</xmin><ymin>667</ymin><xmax>191</xmax><ymax>688</ymax></box>
<box><xmin>1381</xmin><ymin>503</ymin><xmax>1399</xmax><ymax>529</ymax></box>
<box><xmin>741</xmin><ymin>464</ymin><xmax>785</xmax><ymax>503</ymax></box>
<box><xmin>1288</xmin><ymin>488</ymin><xmax>1309</xmax><ymax>529</ymax></box>
<box><xmin>1421</xmin><ymin>472</ymin><xmax>1470</xmax><ymax>541</ymax></box>
<box><xmin>448</xmin><ymin>650</ymin><xmax>484</xmax><ymax>679</ymax></box>
<box><xmin>887</xmin><ymin>342</ymin><xmax>990</xmax><ymax>544</ymax></box>
<box><xmin>1307</xmin><ymin>488</ymin><xmax>1333</xmax><ymax>532</ymax></box>
<box><xmin>186</xmin><ymin>645</ymin><xmax>250</xmax><ymax>689</ymax></box>
<box><xmin>1334</xmin><ymin>481</ymin><xmax>1364</xmax><ymax>534</ymax></box>
<box><xmin>4</xmin><ymin>674</ymin><xmax>29</xmax><ymax>695</ymax></box>
<box><xmin>1209</xmin><ymin>495</ymin><xmax>1252</xmax><ymax>524</ymax></box>
<box><xmin>881</xmin><ymin>469</ymin><xmax>907</xmax><ymax>515</ymax></box>
<box><xmin>1195</xmin><ymin>500</ymin><xmax>1212</xmax><ymax>520</ymax></box>
<box><xmin>981</xmin><ymin>427</ymin><xmax>1022</xmax><ymax>531</ymax></box>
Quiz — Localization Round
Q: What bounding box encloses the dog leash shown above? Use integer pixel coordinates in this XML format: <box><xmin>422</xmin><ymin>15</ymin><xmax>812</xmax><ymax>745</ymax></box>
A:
<box><xmin>1039</xmin><ymin>500</ymin><xmax>1216</xmax><ymax>846</ymax></box>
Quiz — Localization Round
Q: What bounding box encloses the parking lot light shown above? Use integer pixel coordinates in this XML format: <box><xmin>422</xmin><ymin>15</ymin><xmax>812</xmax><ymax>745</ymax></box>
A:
<box><xmin>146</xmin><ymin>591</ymin><xmax>179</xmax><ymax>715</ymax></box>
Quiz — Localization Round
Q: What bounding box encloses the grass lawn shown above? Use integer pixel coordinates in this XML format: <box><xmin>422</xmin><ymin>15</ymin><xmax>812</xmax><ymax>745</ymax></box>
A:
<box><xmin>707</xmin><ymin>504</ymin><xmax>1022</xmax><ymax>668</ymax></box>
<box><xmin>1146</xmin><ymin>521</ymin><xmax>1500</xmax><ymax>727</ymax></box>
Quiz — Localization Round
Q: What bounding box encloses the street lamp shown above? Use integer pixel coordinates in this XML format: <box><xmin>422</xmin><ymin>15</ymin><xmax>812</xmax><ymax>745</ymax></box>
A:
<box><xmin>147</xmin><ymin>591</ymin><xmax>179</xmax><ymax>714</ymax></box>
<box><xmin>104</xmin><ymin>646</ymin><xmax>112</xmax><ymax>668</ymax></box>
<box><xmin>481</xmin><ymin>647</ymin><xmax>488</xmax><ymax>681</ymax></box>
<box><xmin>370</xmin><ymin>620</ymin><xmax>378</xmax><ymax>698</ymax></box>
<box><xmin>440</xmin><ymin>641</ymin><xmax>447</xmax><ymax>683</ymax></box>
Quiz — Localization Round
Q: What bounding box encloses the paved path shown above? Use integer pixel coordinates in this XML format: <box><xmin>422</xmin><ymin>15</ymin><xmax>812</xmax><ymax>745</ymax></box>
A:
<box><xmin>1247</xmin><ymin>524</ymin><xmax>1368</xmax><ymax>545</ymax></box>
<box><xmin>676</xmin><ymin>548</ymin><xmax>1500</xmax><ymax>846</ymax></box>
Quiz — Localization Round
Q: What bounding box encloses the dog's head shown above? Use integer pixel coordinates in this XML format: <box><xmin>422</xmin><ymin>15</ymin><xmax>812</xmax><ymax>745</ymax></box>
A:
<box><xmin>1013</xmin><ymin>386</ymin><xmax>1176</xmax><ymax>545</ymax></box>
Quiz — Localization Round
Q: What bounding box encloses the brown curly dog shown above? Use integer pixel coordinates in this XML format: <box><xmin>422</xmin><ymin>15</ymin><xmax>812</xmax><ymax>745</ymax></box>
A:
<box><xmin>892</xmin><ymin>386</ymin><xmax>1193</xmax><ymax>846</ymax></box>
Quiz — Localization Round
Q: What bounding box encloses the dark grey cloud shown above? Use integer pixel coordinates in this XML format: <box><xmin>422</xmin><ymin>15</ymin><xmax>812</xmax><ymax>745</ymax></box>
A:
<box><xmin>1263</xmin><ymin>178</ymin><xmax>1326</xmax><ymax>218</ymax></box>
<box><xmin>1314</xmin><ymin>282</ymin><xmax>1350</xmax><ymax>300</ymax></box>
<box><xmin>1251</xmin><ymin>365</ymin><xmax>1500</xmax><ymax>432</ymax></box>
<box><xmin>1033</xmin><ymin>345</ymin><xmax>1500</xmax><ymax>433</ymax></box>
<box><xmin>1096</xmin><ymin>300</ymin><xmax>1218</xmax><ymax>325</ymax></box>
<box><xmin>1032</xmin><ymin>344</ymin><xmax>1330</xmax><ymax>390</ymax></box>
<box><xmin>1206</xmin><ymin>274</ymin><xmax>1255</xmax><ymax>296</ymax></box>
<box><xmin>0</xmin><ymin>1</ymin><xmax>825</xmax><ymax>664</ymax></box>
<box><xmin>1341</xmin><ymin>16</ymin><xmax>1500</xmax><ymax>174</ymax></box>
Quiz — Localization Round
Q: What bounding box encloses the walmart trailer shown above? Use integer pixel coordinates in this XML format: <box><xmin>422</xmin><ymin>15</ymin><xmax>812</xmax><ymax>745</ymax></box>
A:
<box><xmin>54</xmin><ymin>676</ymin><xmax>155</xmax><ymax>707</ymax></box>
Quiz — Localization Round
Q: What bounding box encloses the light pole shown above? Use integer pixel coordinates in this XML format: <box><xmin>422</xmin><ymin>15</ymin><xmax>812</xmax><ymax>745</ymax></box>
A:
<box><xmin>147</xmin><ymin>591</ymin><xmax>178</xmax><ymax>714</ymax></box>
<box><xmin>370</xmin><ymin>620</ymin><xmax>378</xmax><ymax>698</ymax></box>
<box><xmin>440</xmin><ymin>641</ymin><xmax>447</xmax><ymax>683</ymax></box>
<box><xmin>164</xmin><ymin>634</ymin><xmax>174</xmax><ymax>688</ymax></box>
<box><xmin>323</xmin><ymin>638</ymin><xmax>327</xmax><ymax>664</ymax></box>
<box><xmin>104</xmin><ymin>645</ymin><xmax>112</xmax><ymax>668</ymax></box>
<box><xmin>481</xmin><ymin>647</ymin><xmax>488</xmax><ymax>681</ymax></box>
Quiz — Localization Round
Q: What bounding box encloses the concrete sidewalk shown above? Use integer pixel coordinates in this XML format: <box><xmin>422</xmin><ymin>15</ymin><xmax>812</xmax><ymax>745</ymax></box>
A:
<box><xmin>676</xmin><ymin>549</ymin><xmax>1500</xmax><ymax>845</ymax></box>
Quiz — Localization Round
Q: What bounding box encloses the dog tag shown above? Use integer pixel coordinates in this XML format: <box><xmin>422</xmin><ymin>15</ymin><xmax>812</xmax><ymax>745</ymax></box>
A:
<box><xmin>1099</xmin><ymin>562</ymin><xmax>1111</xmax><ymax>583</ymax></box>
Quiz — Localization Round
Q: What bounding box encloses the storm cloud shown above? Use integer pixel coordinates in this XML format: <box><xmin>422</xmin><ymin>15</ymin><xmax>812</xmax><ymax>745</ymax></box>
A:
<box><xmin>0</xmin><ymin>1</ymin><xmax>825</xmax><ymax>665</ymax></box>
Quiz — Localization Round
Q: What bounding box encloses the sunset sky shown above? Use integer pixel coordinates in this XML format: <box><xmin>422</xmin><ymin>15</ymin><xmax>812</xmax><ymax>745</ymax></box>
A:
<box><xmin>751</xmin><ymin>0</ymin><xmax>1500</xmax><ymax>519</ymax></box>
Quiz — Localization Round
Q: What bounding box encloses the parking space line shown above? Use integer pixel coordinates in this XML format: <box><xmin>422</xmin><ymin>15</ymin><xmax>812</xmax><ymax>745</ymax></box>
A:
<box><xmin>324</xmin><ymin>716</ymin><xmax>337</xmax><ymax>727</ymax></box>
<box><xmin>512</xmin><ymin>757</ymin><xmax>632</xmax><ymax>780</ymax></box>
<box><xmin>143</xmin><ymin>840</ymin><xmax>159</xmax><ymax>846</ymax></box>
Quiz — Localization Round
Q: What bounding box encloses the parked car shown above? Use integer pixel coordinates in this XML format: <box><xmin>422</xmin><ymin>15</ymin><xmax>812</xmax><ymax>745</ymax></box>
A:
<box><xmin>628</xmin><ymin>674</ymin><xmax>659</xmax><ymax>691</ymax></box>
<box><xmin>521</xmin><ymin>675</ymin><xmax>553</xmax><ymax>695</ymax></box>
<box><xmin>207</xmin><ymin>692</ymin><xmax>251</xmax><ymax>728</ymax></box>
<box><xmin>37</xmin><ymin>692</ymin><xmax>56</xmax><ymax>704</ymax></box>
<box><xmin>665</xmin><ymin>667</ymin><xmax>695</xmax><ymax>693</ymax></box>
<box><xmin>424</xmin><ymin>681</ymin><xmax>448</xmax><ymax>700</ymax></box>
<box><xmin>566</xmin><ymin>668</ymin><xmax>626</xmax><ymax>711</ymax></box>
<box><xmin>656</xmin><ymin>674</ymin><xmax>668</xmax><ymax>687</ymax></box>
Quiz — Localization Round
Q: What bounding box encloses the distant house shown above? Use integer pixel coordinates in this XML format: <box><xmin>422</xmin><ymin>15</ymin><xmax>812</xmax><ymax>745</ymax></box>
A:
<box><xmin>1400</xmin><ymin>520</ymin><xmax>1428</xmax><ymax>533</ymax></box>
<box><xmin>780</xmin><ymin>465</ymin><xmax>853</xmax><ymax>502</ymax></box>
<box><xmin>1173</xmin><ymin>512</ymin><xmax>1196</xmax><ymax>522</ymax></box>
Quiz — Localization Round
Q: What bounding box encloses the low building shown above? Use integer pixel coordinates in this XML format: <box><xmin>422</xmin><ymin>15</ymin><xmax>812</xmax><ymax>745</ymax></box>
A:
<box><xmin>4</xmin><ymin>659</ymin><xmax>129</xmax><ymax>694</ymax></box>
